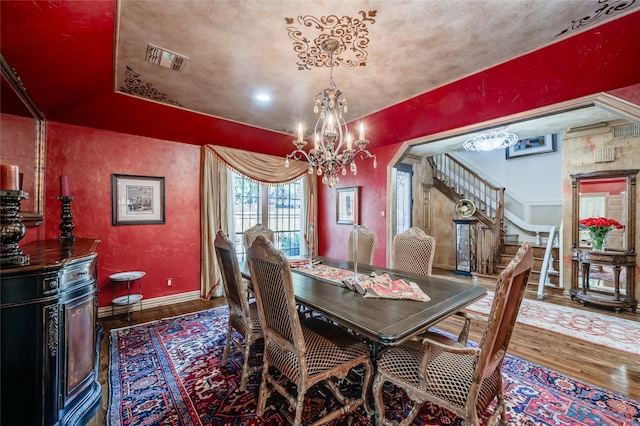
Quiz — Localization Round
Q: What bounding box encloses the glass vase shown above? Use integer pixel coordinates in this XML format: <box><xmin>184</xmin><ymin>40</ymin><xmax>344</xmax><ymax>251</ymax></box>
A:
<box><xmin>589</xmin><ymin>229</ymin><xmax>610</xmax><ymax>252</ymax></box>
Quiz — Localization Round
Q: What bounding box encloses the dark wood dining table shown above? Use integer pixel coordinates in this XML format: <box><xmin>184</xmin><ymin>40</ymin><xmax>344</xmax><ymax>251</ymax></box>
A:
<box><xmin>241</xmin><ymin>257</ymin><xmax>487</xmax><ymax>348</ymax></box>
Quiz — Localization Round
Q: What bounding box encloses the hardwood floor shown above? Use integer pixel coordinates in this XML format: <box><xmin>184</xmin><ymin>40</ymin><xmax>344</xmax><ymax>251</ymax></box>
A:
<box><xmin>89</xmin><ymin>270</ymin><xmax>639</xmax><ymax>425</ymax></box>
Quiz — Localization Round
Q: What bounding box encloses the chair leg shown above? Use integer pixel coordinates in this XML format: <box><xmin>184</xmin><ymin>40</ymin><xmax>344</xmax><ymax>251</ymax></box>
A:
<box><xmin>293</xmin><ymin>387</ymin><xmax>306</xmax><ymax>426</ymax></box>
<box><xmin>256</xmin><ymin>361</ymin><xmax>270</xmax><ymax>417</ymax></box>
<box><xmin>221</xmin><ymin>325</ymin><xmax>232</xmax><ymax>366</ymax></box>
<box><xmin>484</xmin><ymin>379</ymin><xmax>507</xmax><ymax>425</ymax></box>
<box><xmin>361</xmin><ymin>360</ymin><xmax>374</xmax><ymax>416</ymax></box>
<box><xmin>399</xmin><ymin>401</ymin><xmax>426</xmax><ymax>426</ymax></box>
<box><xmin>373</xmin><ymin>372</ymin><xmax>427</xmax><ymax>426</ymax></box>
<box><xmin>240</xmin><ymin>338</ymin><xmax>252</xmax><ymax>391</ymax></box>
<box><xmin>372</xmin><ymin>373</ymin><xmax>389</xmax><ymax>425</ymax></box>
<box><xmin>497</xmin><ymin>380</ymin><xmax>508</xmax><ymax>425</ymax></box>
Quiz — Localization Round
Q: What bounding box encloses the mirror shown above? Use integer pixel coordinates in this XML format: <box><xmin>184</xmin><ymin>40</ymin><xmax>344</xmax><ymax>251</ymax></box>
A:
<box><xmin>572</xmin><ymin>170</ymin><xmax>637</xmax><ymax>254</ymax></box>
<box><xmin>1</xmin><ymin>55</ymin><xmax>45</xmax><ymax>226</ymax></box>
<box><xmin>578</xmin><ymin>176</ymin><xmax>628</xmax><ymax>251</ymax></box>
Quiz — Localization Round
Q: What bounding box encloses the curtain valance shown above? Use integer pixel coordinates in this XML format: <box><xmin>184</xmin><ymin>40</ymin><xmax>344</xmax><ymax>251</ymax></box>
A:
<box><xmin>205</xmin><ymin>144</ymin><xmax>308</xmax><ymax>184</ymax></box>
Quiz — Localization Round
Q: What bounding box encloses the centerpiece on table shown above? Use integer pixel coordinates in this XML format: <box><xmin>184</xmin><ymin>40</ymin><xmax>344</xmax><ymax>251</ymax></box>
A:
<box><xmin>579</xmin><ymin>217</ymin><xmax>624</xmax><ymax>251</ymax></box>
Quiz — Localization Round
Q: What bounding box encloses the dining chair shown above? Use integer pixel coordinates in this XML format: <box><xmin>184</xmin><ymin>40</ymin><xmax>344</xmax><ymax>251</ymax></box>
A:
<box><xmin>243</xmin><ymin>223</ymin><xmax>275</xmax><ymax>251</ymax></box>
<box><xmin>372</xmin><ymin>241</ymin><xmax>534</xmax><ymax>426</ymax></box>
<box><xmin>346</xmin><ymin>224</ymin><xmax>377</xmax><ymax>265</ymax></box>
<box><xmin>214</xmin><ymin>230</ymin><xmax>263</xmax><ymax>392</ymax></box>
<box><xmin>392</xmin><ymin>226</ymin><xmax>436</xmax><ymax>276</ymax></box>
<box><xmin>247</xmin><ymin>235</ymin><xmax>374</xmax><ymax>426</ymax></box>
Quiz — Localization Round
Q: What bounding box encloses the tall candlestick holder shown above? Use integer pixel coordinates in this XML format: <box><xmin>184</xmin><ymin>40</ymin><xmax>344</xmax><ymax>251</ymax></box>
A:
<box><xmin>58</xmin><ymin>196</ymin><xmax>75</xmax><ymax>241</ymax></box>
<box><xmin>1</xmin><ymin>189</ymin><xmax>30</xmax><ymax>266</ymax></box>
<box><xmin>304</xmin><ymin>222</ymin><xmax>315</xmax><ymax>270</ymax></box>
<box><xmin>348</xmin><ymin>224</ymin><xmax>362</xmax><ymax>284</ymax></box>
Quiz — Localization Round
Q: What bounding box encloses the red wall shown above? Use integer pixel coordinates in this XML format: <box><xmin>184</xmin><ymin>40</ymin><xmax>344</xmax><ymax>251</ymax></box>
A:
<box><xmin>318</xmin><ymin>143</ymin><xmax>403</xmax><ymax>267</ymax></box>
<box><xmin>581</xmin><ymin>179</ymin><xmax>627</xmax><ymax>195</ymax></box>
<box><xmin>33</xmin><ymin>122</ymin><xmax>201</xmax><ymax>308</ymax></box>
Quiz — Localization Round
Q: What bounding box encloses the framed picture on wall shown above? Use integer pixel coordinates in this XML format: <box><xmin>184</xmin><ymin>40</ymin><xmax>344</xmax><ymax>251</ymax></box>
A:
<box><xmin>336</xmin><ymin>186</ymin><xmax>360</xmax><ymax>225</ymax></box>
<box><xmin>112</xmin><ymin>174</ymin><xmax>165</xmax><ymax>225</ymax></box>
<box><xmin>506</xmin><ymin>134</ymin><xmax>557</xmax><ymax>159</ymax></box>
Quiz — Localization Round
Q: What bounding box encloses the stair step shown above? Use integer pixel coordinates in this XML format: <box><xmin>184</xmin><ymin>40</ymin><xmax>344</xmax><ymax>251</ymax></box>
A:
<box><xmin>473</xmin><ymin>272</ymin><xmax>563</xmax><ymax>296</ymax></box>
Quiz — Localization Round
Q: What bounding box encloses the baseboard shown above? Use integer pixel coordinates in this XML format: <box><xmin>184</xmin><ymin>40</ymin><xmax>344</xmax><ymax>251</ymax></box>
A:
<box><xmin>98</xmin><ymin>290</ymin><xmax>202</xmax><ymax>318</ymax></box>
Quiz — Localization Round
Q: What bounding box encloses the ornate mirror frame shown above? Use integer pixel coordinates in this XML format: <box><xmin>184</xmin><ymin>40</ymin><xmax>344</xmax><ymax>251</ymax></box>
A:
<box><xmin>571</xmin><ymin>169</ymin><xmax>637</xmax><ymax>254</ymax></box>
<box><xmin>1</xmin><ymin>55</ymin><xmax>45</xmax><ymax>226</ymax></box>
<box><xmin>569</xmin><ymin>169</ymin><xmax>638</xmax><ymax>312</ymax></box>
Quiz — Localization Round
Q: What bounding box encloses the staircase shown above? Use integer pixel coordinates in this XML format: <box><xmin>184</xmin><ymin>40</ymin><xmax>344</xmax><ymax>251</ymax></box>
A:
<box><xmin>492</xmin><ymin>243</ymin><xmax>562</xmax><ymax>297</ymax></box>
<box><xmin>428</xmin><ymin>153</ymin><xmax>561</xmax><ymax>298</ymax></box>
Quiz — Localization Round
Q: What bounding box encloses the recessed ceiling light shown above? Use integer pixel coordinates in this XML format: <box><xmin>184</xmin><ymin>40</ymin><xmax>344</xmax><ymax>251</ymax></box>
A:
<box><xmin>256</xmin><ymin>93</ymin><xmax>271</xmax><ymax>102</ymax></box>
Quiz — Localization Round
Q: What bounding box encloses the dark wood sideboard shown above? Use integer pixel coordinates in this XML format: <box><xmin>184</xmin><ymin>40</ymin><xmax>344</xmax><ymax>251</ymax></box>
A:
<box><xmin>1</xmin><ymin>239</ymin><xmax>103</xmax><ymax>426</ymax></box>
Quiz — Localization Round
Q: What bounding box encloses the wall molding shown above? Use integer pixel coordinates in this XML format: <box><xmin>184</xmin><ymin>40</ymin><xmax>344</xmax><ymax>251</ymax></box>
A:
<box><xmin>98</xmin><ymin>290</ymin><xmax>202</xmax><ymax>318</ymax></box>
<box><xmin>386</xmin><ymin>92</ymin><xmax>640</xmax><ymax>267</ymax></box>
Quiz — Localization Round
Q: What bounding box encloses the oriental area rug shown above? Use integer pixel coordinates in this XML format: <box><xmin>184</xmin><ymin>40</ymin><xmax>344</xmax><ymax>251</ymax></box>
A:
<box><xmin>464</xmin><ymin>291</ymin><xmax>640</xmax><ymax>356</ymax></box>
<box><xmin>108</xmin><ymin>306</ymin><xmax>639</xmax><ymax>425</ymax></box>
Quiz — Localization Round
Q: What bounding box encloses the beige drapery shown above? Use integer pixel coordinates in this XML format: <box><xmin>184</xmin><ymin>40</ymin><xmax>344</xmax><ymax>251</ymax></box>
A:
<box><xmin>201</xmin><ymin>144</ymin><xmax>317</xmax><ymax>299</ymax></box>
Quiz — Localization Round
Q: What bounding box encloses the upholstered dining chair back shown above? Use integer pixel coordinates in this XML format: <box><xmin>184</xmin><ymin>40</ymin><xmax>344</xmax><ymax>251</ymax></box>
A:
<box><xmin>213</xmin><ymin>230</ymin><xmax>262</xmax><ymax>391</ymax></box>
<box><xmin>247</xmin><ymin>235</ymin><xmax>374</xmax><ymax>426</ymax></box>
<box><xmin>373</xmin><ymin>241</ymin><xmax>534</xmax><ymax>425</ymax></box>
<box><xmin>392</xmin><ymin>227</ymin><xmax>436</xmax><ymax>276</ymax></box>
<box><xmin>477</xmin><ymin>240</ymin><xmax>533</xmax><ymax>374</ymax></box>
<box><xmin>346</xmin><ymin>225</ymin><xmax>377</xmax><ymax>265</ymax></box>
<box><xmin>243</xmin><ymin>224</ymin><xmax>275</xmax><ymax>251</ymax></box>
<box><xmin>247</xmin><ymin>236</ymin><xmax>302</xmax><ymax>356</ymax></box>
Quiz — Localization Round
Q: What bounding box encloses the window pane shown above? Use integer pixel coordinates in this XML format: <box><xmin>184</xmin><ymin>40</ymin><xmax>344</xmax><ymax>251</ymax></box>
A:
<box><xmin>234</xmin><ymin>174</ymin><xmax>261</xmax><ymax>256</ymax></box>
<box><xmin>233</xmin><ymin>174</ymin><xmax>303</xmax><ymax>260</ymax></box>
<box><xmin>268</xmin><ymin>180</ymin><xmax>302</xmax><ymax>257</ymax></box>
<box><xmin>396</xmin><ymin>164</ymin><xmax>412</xmax><ymax>234</ymax></box>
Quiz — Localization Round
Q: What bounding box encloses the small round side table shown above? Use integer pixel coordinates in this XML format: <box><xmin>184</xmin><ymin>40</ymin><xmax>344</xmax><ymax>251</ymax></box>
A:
<box><xmin>110</xmin><ymin>271</ymin><xmax>145</xmax><ymax>321</ymax></box>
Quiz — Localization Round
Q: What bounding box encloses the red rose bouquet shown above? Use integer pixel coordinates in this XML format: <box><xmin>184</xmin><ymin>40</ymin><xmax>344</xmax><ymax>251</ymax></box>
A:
<box><xmin>579</xmin><ymin>217</ymin><xmax>624</xmax><ymax>250</ymax></box>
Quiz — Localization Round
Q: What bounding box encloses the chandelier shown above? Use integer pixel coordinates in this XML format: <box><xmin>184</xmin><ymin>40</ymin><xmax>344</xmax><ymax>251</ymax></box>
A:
<box><xmin>462</xmin><ymin>128</ymin><xmax>519</xmax><ymax>152</ymax></box>
<box><xmin>285</xmin><ymin>39</ymin><xmax>376</xmax><ymax>188</ymax></box>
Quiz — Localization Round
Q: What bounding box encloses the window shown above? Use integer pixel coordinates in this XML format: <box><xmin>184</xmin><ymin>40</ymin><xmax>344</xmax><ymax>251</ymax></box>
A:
<box><xmin>396</xmin><ymin>163</ymin><xmax>413</xmax><ymax>234</ymax></box>
<box><xmin>234</xmin><ymin>174</ymin><xmax>303</xmax><ymax>259</ymax></box>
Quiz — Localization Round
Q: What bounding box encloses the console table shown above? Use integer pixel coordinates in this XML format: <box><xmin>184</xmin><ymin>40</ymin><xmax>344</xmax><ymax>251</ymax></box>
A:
<box><xmin>0</xmin><ymin>239</ymin><xmax>102</xmax><ymax>426</ymax></box>
<box><xmin>570</xmin><ymin>248</ymin><xmax>637</xmax><ymax>313</ymax></box>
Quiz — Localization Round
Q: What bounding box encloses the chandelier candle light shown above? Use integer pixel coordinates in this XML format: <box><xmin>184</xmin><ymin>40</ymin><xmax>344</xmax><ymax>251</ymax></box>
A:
<box><xmin>579</xmin><ymin>217</ymin><xmax>624</xmax><ymax>251</ymax></box>
<box><xmin>285</xmin><ymin>38</ymin><xmax>376</xmax><ymax>188</ymax></box>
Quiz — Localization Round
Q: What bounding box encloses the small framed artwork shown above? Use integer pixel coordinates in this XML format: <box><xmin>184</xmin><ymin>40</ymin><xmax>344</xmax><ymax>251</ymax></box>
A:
<box><xmin>336</xmin><ymin>186</ymin><xmax>360</xmax><ymax>225</ymax></box>
<box><xmin>506</xmin><ymin>134</ymin><xmax>557</xmax><ymax>159</ymax></box>
<box><xmin>112</xmin><ymin>174</ymin><xmax>165</xmax><ymax>225</ymax></box>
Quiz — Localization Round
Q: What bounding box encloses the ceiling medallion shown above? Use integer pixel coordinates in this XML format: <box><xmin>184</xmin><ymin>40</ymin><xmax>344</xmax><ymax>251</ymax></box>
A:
<box><xmin>285</xmin><ymin>10</ymin><xmax>377</xmax><ymax>70</ymax></box>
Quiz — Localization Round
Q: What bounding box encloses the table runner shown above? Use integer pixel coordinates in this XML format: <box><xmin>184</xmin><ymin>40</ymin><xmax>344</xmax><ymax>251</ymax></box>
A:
<box><xmin>291</xmin><ymin>263</ymin><xmax>430</xmax><ymax>302</ymax></box>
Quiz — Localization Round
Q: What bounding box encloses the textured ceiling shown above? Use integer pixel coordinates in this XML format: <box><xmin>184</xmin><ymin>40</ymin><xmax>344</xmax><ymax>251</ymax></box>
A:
<box><xmin>114</xmin><ymin>0</ymin><xmax>640</xmax><ymax>138</ymax></box>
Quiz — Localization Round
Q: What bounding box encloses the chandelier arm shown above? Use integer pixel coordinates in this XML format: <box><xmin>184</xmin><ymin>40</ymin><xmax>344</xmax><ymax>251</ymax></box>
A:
<box><xmin>355</xmin><ymin>150</ymin><xmax>375</xmax><ymax>161</ymax></box>
<box><xmin>287</xmin><ymin>150</ymin><xmax>312</xmax><ymax>164</ymax></box>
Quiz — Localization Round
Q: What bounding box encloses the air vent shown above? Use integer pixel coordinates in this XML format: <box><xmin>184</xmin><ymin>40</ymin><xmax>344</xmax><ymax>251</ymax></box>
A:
<box><xmin>594</xmin><ymin>147</ymin><xmax>615</xmax><ymax>163</ymax></box>
<box><xmin>145</xmin><ymin>44</ymin><xmax>188</xmax><ymax>72</ymax></box>
<box><xmin>612</xmin><ymin>123</ymin><xmax>640</xmax><ymax>138</ymax></box>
